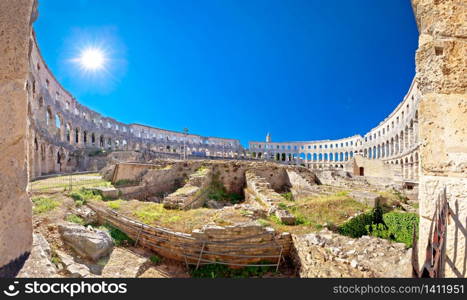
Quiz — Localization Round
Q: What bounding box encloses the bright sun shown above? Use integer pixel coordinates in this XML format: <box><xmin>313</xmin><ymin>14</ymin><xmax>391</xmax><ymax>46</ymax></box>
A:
<box><xmin>79</xmin><ymin>48</ymin><xmax>105</xmax><ymax>71</ymax></box>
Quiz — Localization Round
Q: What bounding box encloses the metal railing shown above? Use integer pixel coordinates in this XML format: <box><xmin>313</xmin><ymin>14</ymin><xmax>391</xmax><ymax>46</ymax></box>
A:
<box><xmin>29</xmin><ymin>171</ymin><xmax>106</xmax><ymax>193</ymax></box>
<box><xmin>412</xmin><ymin>187</ymin><xmax>449</xmax><ymax>278</ymax></box>
<box><xmin>88</xmin><ymin>202</ymin><xmax>285</xmax><ymax>271</ymax></box>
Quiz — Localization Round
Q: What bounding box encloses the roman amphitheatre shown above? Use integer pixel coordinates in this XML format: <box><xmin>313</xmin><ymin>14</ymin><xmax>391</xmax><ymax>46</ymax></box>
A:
<box><xmin>0</xmin><ymin>0</ymin><xmax>465</xmax><ymax>278</ymax></box>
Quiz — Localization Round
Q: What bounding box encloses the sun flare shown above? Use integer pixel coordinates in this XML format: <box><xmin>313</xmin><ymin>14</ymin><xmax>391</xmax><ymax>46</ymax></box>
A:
<box><xmin>79</xmin><ymin>48</ymin><xmax>105</xmax><ymax>71</ymax></box>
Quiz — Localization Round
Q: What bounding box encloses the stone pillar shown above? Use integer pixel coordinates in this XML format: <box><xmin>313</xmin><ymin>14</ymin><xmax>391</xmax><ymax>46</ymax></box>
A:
<box><xmin>0</xmin><ymin>0</ymin><xmax>37</xmax><ymax>277</ymax></box>
<box><xmin>412</xmin><ymin>0</ymin><xmax>467</xmax><ymax>278</ymax></box>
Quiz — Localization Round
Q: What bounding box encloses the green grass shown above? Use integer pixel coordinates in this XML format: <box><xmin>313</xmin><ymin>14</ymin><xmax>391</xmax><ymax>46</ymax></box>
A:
<box><xmin>261</xmin><ymin>192</ymin><xmax>368</xmax><ymax>234</ymax></box>
<box><xmin>338</xmin><ymin>207</ymin><xmax>419</xmax><ymax>248</ymax></box>
<box><xmin>258</xmin><ymin>219</ymin><xmax>270</xmax><ymax>227</ymax></box>
<box><xmin>281</xmin><ymin>192</ymin><xmax>293</xmax><ymax>201</ymax></box>
<box><xmin>189</xmin><ymin>262</ymin><xmax>276</xmax><ymax>278</ymax></box>
<box><xmin>32</xmin><ymin>196</ymin><xmax>60</xmax><ymax>214</ymax></box>
<box><xmin>69</xmin><ymin>188</ymin><xmax>103</xmax><ymax>206</ymax></box>
<box><xmin>65</xmin><ymin>214</ymin><xmax>86</xmax><ymax>225</ymax></box>
<box><xmin>150</xmin><ymin>255</ymin><xmax>162</xmax><ymax>264</ymax></box>
<box><xmin>335</xmin><ymin>191</ymin><xmax>349</xmax><ymax>197</ymax></box>
<box><xmin>205</xmin><ymin>173</ymin><xmax>243</xmax><ymax>205</ymax></box>
<box><xmin>107</xmin><ymin>199</ymin><xmax>124</xmax><ymax>210</ymax></box>
<box><xmin>98</xmin><ymin>224</ymin><xmax>134</xmax><ymax>246</ymax></box>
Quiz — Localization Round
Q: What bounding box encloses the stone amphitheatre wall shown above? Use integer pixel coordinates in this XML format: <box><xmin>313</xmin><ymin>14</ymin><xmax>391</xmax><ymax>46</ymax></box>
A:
<box><xmin>0</xmin><ymin>0</ymin><xmax>37</xmax><ymax>277</ymax></box>
<box><xmin>27</xmin><ymin>29</ymin><xmax>244</xmax><ymax>180</ymax></box>
<box><xmin>1</xmin><ymin>0</ymin><xmax>465</xmax><ymax>278</ymax></box>
<box><xmin>249</xmin><ymin>80</ymin><xmax>421</xmax><ymax>183</ymax></box>
<box><xmin>412</xmin><ymin>0</ymin><xmax>466</xmax><ymax>278</ymax></box>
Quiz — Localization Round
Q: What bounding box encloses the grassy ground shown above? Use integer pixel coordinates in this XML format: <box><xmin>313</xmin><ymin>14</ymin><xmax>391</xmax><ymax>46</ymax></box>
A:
<box><xmin>32</xmin><ymin>196</ymin><xmax>61</xmax><ymax>214</ymax></box>
<box><xmin>259</xmin><ymin>192</ymin><xmax>369</xmax><ymax>234</ymax></box>
<box><xmin>98</xmin><ymin>200</ymin><xmax>251</xmax><ymax>233</ymax></box>
<box><xmin>30</xmin><ymin>173</ymin><xmax>111</xmax><ymax>193</ymax></box>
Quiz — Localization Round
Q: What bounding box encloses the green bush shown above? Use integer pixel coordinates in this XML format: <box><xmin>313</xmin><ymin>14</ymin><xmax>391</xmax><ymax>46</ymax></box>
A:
<box><xmin>99</xmin><ymin>224</ymin><xmax>134</xmax><ymax>246</ymax></box>
<box><xmin>382</xmin><ymin>212</ymin><xmax>418</xmax><ymax>247</ymax></box>
<box><xmin>69</xmin><ymin>188</ymin><xmax>102</xmax><ymax>205</ymax></box>
<box><xmin>338</xmin><ymin>207</ymin><xmax>418</xmax><ymax>248</ymax></box>
<box><xmin>338</xmin><ymin>210</ymin><xmax>375</xmax><ymax>238</ymax></box>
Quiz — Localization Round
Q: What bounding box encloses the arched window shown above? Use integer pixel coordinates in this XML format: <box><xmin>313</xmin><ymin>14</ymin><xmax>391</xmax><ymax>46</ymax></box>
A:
<box><xmin>55</xmin><ymin>114</ymin><xmax>61</xmax><ymax>129</ymax></box>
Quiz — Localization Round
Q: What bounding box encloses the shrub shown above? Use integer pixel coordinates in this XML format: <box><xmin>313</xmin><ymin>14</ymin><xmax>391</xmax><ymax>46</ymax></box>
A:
<box><xmin>338</xmin><ymin>207</ymin><xmax>418</xmax><ymax>248</ymax></box>
<box><xmin>99</xmin><ymin>224</ymin><xmax>134</xmax><ymax>246</ymax></box>
<box><xmin>338</xmin><ymin>210</ymin><xmax>375</xmax><ymax>238</ymax></box>
<box><xmin>382</xmin><ymin>212</ymin><xmax>418</xmax><ymax>247</ymax></box>
<box><xmin>32</xmin><ymin>197</ymin><xmax>60</xmax><ymax>214</ymax></box>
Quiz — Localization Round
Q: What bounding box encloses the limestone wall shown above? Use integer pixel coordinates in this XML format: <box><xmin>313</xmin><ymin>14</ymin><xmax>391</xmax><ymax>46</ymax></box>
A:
<box><xmin>348</xmin><ymin>155</ymin><xmax>400</xmax><ymax>180</ymax></box>
<box><xmin>26</xmin><ymin>25</ymin><xmax>244</xmax><ymax>180</ymax></box>
<box><xmin>412</xmin><ymin>0</ymin><xmax>466</xmax><ymax>277</ymax></box>
<box><xmin>0</xmin><ymin>0</ymin><xmax>37</xmax><ymax>277</ymax></box>
<box><xmin>248</xmin><ymin>79</ymin><xmax>421</xmax><ymax>181</ymax></box>
<box><xmin>292</xmin><ymin>230</ymin><xmax>412</xmax><ymax>278</ymax></box>
<box><xmin>88</xmin><ymin>203</ymin><xmax>292</xmax><ymax>267</ymax></box>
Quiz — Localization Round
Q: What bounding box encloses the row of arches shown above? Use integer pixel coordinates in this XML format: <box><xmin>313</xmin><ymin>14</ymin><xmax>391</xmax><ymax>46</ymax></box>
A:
<box><xmin>37</xmin><ymin>99</ymin><xmax>242</xmax><ymax>159</ymax></box>
<box><xmin>250</xmin><ymin>151</ymin><xmax>355</xmax><ymax>163</ymax></box>
<box><xmin>387</xmin><ymin>152</ymin><xmax>419</xmax><ymax>181</ymax></box>
<box><xmin>362</xmin><ymin>115</ymin><xmax>418</xmax><ymax>160</ymax></box>
<box><xmin>31</xmin><ymin>137</ymin><xmax>70</xmax><ymax>178</ymax></box>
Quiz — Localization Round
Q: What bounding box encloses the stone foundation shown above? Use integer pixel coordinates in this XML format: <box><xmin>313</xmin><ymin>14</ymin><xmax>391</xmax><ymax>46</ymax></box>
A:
<box><xmin>292</xmin><ymin>230</ymin><xmax>412</xmax><ymax>278</ymax></box>
<box><xmin>88</xmin><ymin>203</ymin><xmax>292</xmax><ymax>267</ymax></box>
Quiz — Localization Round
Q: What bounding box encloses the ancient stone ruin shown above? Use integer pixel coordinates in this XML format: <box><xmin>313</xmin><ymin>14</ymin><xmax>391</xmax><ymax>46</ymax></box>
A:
<box><xmin>0</xmin><ymin>0</ymin><xmax>465</xmax><ymax>278</ymax></box>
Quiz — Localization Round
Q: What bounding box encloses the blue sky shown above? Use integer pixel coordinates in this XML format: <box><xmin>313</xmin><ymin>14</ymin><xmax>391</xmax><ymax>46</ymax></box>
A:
<box><xmin>34</xmin><ymin>0</ymin><xmax>418</xmax><ymax>147</ymax></box>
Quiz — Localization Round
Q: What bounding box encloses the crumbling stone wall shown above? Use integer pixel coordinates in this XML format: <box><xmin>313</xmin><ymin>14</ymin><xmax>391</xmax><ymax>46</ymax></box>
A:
<box><xmin>412</xmin><ymin>0</ymin><xmax>466</xmax><ymax>277</ymax></box>
<box><xmin>249</xmin><ymin>80</ymin><xmax>421</xmax><ymax>182</ymax></box>
<box><xmin>89</xmin><ymin>203</ymin><xmax>292</xmax><ymax>266</ymax></box>
<box><xmin>292</xmin><ymin>230</ymin><xmax>412</xmax><ymax>278</ymax></box>
<box><xmin>0</xmin><ymin>0</ymin><xmax>37</xmax><ymax>277</ymax></box>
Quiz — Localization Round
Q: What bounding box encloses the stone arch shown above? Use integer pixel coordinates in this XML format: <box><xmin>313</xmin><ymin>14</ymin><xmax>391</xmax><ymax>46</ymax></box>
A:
<box><xmin>46</xmin><ymin>105</ymin><xmax>53</xmax><ymax>127</ymax></box>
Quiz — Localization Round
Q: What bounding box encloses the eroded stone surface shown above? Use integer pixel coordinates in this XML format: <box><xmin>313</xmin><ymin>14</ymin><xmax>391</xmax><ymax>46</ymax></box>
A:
<box><xmin>101</xmin><ymin>248</ymin><xmax>148</xmax><ymax>278</ymax></box>
<box><xmin>292</xmin><ymin>229</ymin><xmax>411</xmax><ymax>278</ymax></box>
<box><xmin>58</xmin><ymin>223</ymin><xmax>113</xmax><ymax>261</ymax></box>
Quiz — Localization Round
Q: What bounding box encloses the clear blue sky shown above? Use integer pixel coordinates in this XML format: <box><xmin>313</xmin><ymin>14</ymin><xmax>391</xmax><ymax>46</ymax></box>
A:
<box><xmin>34</xmin><ymin>0</ymin><xmax>418</xmax><ymax>147</ymax></box>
